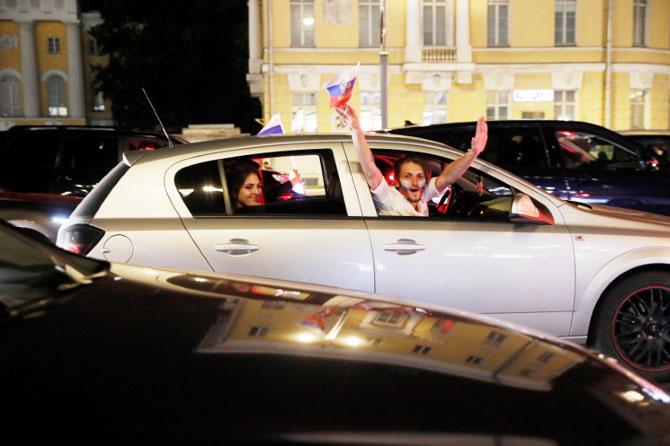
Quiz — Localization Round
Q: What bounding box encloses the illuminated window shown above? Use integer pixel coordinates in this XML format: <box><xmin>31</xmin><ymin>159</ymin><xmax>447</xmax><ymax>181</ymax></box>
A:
<box><xmin>555</xmin><ymin>0</ymin><xmax>576</xmax><ymax>46</ymax></box>
<box><xmin>633</xmin><ymin>0</ymin><xmax>647</xmax><ymax>47</ymax></box>
<box><xmin>359</xmin><ymin>0</ymin><xmax>380</xmax><ymax>48</ymax></box>
<box><xmin>487</xmin><ymin>0</ymin><xmax>508</xmax><ymax>46</ymax></box>
<box><xmin>423</xmin><ymin>91</ymin><xmax>447</xmax><ymax>125</ymax></box>
<box><xmin>47</xmin><ymin>37</ymin><xmax>60</xmax><ymax>54</ymax></box>
<box><xmin>423</xmin><ymin>0</ymin><xmax>447</xmax><ymax>46</ymax></box>
<box><xmin>47</xmin><ymin>75</ymin><xmax>68</xmax><ymax>116</ymax></box>
<box><xmin>372</xmin><ymin>311</ymin><xmax>408</xmax><ymax>328</ymax></box>
<box><xmin>0</xmin><ymin>75</ymin><xmax>22</xmax><ymax>117</ymax></box>
<box><xmin>291</xmin><ymin>92</ymin><xmax>317</xmax><ymax>133</ymax></box>
<box><xmin>554</xmin><ymin>90</ymin><xmax>575</xmax><ymax>120</ymax></box>
<box><xmin>486</xmin><ymin>91</ymin><xmax>509</xmax><ymax>120</ymax></box>
<box><xmin>360</xmin><ymin>90</ymin><xmax>381</xmax><ymax>131</ymax></box>
<box><xmin>630</xmin><ymin>89</ymin><xmax>647</xmax><ymax>129</ymax></box>
<box><xmin>291</xmin><ymin>0</ymin><xmax>314</xmax><ymax>47</ymax></box>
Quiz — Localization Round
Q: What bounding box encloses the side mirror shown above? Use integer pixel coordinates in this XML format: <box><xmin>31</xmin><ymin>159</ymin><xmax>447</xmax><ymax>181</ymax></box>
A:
<box><xmin>509</xmin><ymin>193</ymin><xmax>554</xmax><ymax>225</ymax></box>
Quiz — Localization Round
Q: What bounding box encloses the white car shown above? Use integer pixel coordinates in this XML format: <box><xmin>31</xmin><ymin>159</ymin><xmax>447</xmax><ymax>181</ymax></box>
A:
<box><xmin>57</xmin><ymin>134</ymin><xmax>670</xmax><ymax>380</ymax></box>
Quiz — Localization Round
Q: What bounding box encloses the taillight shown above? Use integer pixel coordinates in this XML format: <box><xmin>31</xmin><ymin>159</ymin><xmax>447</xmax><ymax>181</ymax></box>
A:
<box><xmin>57</xmin><ymin>224</ymin><xmax>105</xmax><ymax>255</ymax></box>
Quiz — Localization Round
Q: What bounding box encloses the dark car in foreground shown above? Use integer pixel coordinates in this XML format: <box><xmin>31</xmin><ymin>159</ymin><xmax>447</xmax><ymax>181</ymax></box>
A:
<box><xmin>388</xmin><ymin>120</ymin><xmax>670</xmax><ymax>216</ymax></box>
<box><xmin>2</xmin><ymin>223</ymin><xmax>670</xmax><ymax>443</ymax></box>
<box><xmin>0</xmin><ymin>125</ymin><xmax>181</xmax><ymax>197</ymax></box>
<box><xmin>621</xmin><ymin>130</ymin><xmax>670</xmax><ymax>162</ymax></box>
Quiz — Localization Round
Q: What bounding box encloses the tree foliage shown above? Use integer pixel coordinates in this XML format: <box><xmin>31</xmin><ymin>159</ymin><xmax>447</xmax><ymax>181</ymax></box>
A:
<box><xmin>82</xmin><ymin>0</ymin><xmax>261</xmax><ymax>133</ymax></box>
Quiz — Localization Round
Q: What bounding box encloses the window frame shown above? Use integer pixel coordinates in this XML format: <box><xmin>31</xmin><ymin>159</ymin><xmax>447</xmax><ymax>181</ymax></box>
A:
<box><xmin>630</xmin><ymin>89</ymin><xmax>648</xmax><ymax>130</ymax></box>
<box><xmin>633</xmin><ymin>0</ymin><xmax>648</xmax><ymax>47</ymax></box>
<box><xmin>290</xmin><ymin>0</ymin><xmax>315</xmax><ymax>48</ymax></box>
<box><xmin>173</xmin><ymin>148</ymin><xmax>348</xmax><ymax>218</ymax></box>
<box><xmin>0</xmin><ymin>74</ymin><xmax>22</xmax><ymax>117</ymax></box>
<box><xmin>47</xmin><ymin>36</ymin><xmax>60</xmax><ymax>55</ymax></box>
<box><xmin>423</xmin><ymin>0</ymin><xmax>448</xmax><ymax>47</ymax></box>
<box><xmin>554</xmin><ymin>0</ymin><xmax>576</xmax><ymax>46</ymax></box>
<box><xmin>359</xmin><ymin>0</ymin><xmax>381</xmax><ymax>48</ymax></box>
<box><xmin>423</xmin><ymin>91</ymin><xmax>448</xmax><ymax>125</ymax></box>
<box><xmin>554</xmin><ymin>90</ymin><xmax>576</xmax><ymax>121</ymax></box>
<box><xmin>46</xmin><ymin>74</ymin><xmax>68</xmax><ymax>117</ymax></box>
<box><xmin>291</xmin><ymin>92</ymin><xmax>317</xmax><ymax>133</ymax></box>
<box><xmin>487</xmin><ymin>0</ymin><xmax>508</xmax><ymax>47</ymax></box>
<box><xmin>486</xmin><ymin>90</ymin><xmax>510</xmax><ymax>120</ymax></box>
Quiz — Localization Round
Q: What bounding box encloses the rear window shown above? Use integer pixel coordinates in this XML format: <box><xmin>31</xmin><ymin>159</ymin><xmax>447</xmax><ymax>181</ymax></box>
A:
<box><xmin>4</xmin><ymin>129</ymin><xmax>59</xmax><ymax>167</ymax></box>
<box><xmin>71</xmin><ymin>161</ymin><xmax>130</xmax><ymax>219</ymax></box>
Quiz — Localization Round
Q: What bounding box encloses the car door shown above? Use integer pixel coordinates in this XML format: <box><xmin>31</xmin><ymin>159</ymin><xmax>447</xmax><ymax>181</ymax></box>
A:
<box><xmin>549</xmin><ymin>124</ymin><xmax>670</xmax><ymax>214</ymax></box>
<box><xmin>344</xmin><ymin>142</ymin><xmax>576</xmax><ymax>336</ymax></box>
<box><xmin>165</xmin><ymin>142</ymin><xmax>374</xmax><ymax>293</ymax></box>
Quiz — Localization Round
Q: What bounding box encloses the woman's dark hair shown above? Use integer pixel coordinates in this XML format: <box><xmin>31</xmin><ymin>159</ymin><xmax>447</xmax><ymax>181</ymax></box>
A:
<box><xmin>226</xmin><ymin>161</ymin><xmax>261</xmax><ymax>207</ymax></box>
<box><xmin>394</xmin><ymin>155</ymin><xmax>431</xmax><ymax>180</ymax></box>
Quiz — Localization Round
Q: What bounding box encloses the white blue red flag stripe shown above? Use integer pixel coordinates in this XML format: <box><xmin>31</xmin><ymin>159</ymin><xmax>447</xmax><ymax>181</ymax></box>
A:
<box><xmin>324</xmin><ymin>63</ymin><xmax>360</xmax><ymax>109</ymax></box>
<box><xmin>257</xmin><ymin>114</ymin><xmax>284</xmax><ymax>136</ymax></box>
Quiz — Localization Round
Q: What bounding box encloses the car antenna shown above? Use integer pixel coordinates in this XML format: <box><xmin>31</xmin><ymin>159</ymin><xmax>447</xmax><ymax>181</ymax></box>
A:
<box><xmin>141</xmin><ymin>87</ymin><xmax>174</xmax><ymax>149</ymax></box>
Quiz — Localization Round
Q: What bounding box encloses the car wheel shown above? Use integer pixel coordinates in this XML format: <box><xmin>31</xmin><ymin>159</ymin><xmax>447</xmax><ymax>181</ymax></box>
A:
<box><xmin>592</xmin><ymin>271</ymin><xmax>670</xmax><ymax>381</ymax></box>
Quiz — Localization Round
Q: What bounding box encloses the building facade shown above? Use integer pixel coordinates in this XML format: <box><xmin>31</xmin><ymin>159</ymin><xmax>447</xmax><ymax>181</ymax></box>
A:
<box><xmin>247</xmin><ymin>0</ymin><xmax>670</xmax><ymax>132</ymax></box>
<box><xmin>0</xmin><ymin>0</ymin><xmax>111</xmax><ymax>130</ymax></box>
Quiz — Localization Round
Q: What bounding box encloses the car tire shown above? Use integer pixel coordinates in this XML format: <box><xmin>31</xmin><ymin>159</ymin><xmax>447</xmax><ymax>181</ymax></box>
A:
<box><xmin>592</xmin><ymin>271</ymin><xmax>670</xmax><ymax>381</ymax></box>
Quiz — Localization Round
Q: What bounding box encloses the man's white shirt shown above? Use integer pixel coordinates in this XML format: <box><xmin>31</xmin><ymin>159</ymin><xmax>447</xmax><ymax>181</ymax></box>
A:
<box><xmin>371</xmin><ymin>177</ymin><xmax>442</xmax><ymax>216</ymax></box>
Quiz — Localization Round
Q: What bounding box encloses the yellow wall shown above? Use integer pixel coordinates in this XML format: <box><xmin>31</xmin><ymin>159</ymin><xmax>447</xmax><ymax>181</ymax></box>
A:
<box><xmin>510</xmin><ymin>0</ymin><xmax>554</xmax><ymax>47</ymax></box>
<box><xmin>612</xmin><ymin>0</ymin><xmax>633</xmax><ymax>47</ymax></box>
<box><xmin>649</xmin><ymin>0</ymin><xmax>670</xmax><ymax>49</ymax></box>
<box><xmin>650</xmin><ymin>74</ymin><xmax>670</xmax><ymax>129</ymax></box>
<box><xmin>470</xmin><ymin>0</ymin><xmax>487</xmax><ymax>48</ymax></box>
<box><xmin>577</xmin><ymin>0</ymin><xmax>605</xmax><ymax>46</ymax></box>
<box><xmin>0</xmin><ymin>21</ymin><xmax>22</xmax><ymax>71</ymax></box>
<box><xmin>580</xmin><ymin>72</ymin><xmax>605</xmax><ymax>125</ymax></box>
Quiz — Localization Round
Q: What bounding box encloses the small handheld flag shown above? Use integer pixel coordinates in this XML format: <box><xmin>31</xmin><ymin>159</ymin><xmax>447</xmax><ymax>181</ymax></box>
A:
<box><xmin>324</xmin><ymin>62</ymin><xmax>360</xmax><ymax>109</ymax></box>
<box><xmin>257</xmin><ymin>114</ymin><xmax>284</xmax><ymax>136</ymax></box>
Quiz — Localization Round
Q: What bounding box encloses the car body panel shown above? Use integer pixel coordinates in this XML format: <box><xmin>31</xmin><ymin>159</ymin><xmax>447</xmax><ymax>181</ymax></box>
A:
<box><xmin>5</xmin><ymin>221</ymin><xmax>670</xmax><ymax>442</ymax></box>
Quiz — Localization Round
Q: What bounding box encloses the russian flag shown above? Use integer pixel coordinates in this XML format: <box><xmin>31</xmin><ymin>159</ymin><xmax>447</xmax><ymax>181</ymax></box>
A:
<box><xmin>324</xmin><ymin>63</ymin><xmax>360</xmax><ymax>109</ymax></box>
<box><xmin>257</xmin><ymin>113</ymin><xmax>284</xmax><ymax>136</ymax></box>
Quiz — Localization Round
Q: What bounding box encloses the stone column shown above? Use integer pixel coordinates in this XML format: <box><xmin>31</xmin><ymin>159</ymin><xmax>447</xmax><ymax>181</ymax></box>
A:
<box><xmin>405</xmin><ymin>0</ymin><xmax>421</xmax><ymax>63</ymax></box>
<box><xmin>66</xmin><ymin>20</ymin><xmax>85</xmax><ymax>118</ymax></box>
<box><xmin>456</xmin><ymin>0</ymin><xmax>471</xmax><ymax>62</ymax></box>
<box><xmin>18</xmin><ymin>20</ymin><xmax>39</xmax><ymax>117</ymax></box>
<box><xmin>248</xmin><ymin>0</ymin><xmax>262</xmax><ymax>73</ymax></box>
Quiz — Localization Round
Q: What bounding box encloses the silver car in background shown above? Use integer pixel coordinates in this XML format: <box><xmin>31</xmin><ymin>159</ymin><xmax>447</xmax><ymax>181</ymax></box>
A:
<box><xmin>57</xmin><ymin>134</ymin><xmax>670</xmax><ymax>380</ymax></box>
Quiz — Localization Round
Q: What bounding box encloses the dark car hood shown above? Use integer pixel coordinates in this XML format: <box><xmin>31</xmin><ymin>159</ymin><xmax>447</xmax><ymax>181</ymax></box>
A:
<box><xmin>2</xmin><ymin>263</ymin><xmax>670</xmax><ymax>444</ymax></box>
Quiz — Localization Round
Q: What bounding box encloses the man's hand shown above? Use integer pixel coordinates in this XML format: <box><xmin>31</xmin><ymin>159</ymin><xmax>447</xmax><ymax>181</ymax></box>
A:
<box><xmin>336</xmin><ymin>105</ymin><xmax>361</xmax><ymax>131</ymax></box>
<box><xmin>471</xmin><ymin>116</ymin><xmax>488</xmax><ymax>156</ymax></box>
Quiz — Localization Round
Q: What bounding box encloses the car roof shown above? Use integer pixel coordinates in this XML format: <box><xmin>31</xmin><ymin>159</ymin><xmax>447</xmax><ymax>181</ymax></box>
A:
<box><xmin>123</xmin><ymin>133</ymin><xmax>461</xmax><ymax>166</ymax></box>
<box><xmin>388</xmin><ymin>119</ymin><xmax>617</xmax><ymax>132</ymax></box>
<box><xmin>3</xmin><ymin>125</ymin><xmax>168</xmax><ymax>137</ymax></box>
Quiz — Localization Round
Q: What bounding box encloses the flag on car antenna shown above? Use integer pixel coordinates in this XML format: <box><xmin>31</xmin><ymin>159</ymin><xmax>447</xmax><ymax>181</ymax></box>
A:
<box><xmin>324</xmin><ymin>62</ymin><xmax>360</xmax><ymax>109</ymax></box>
<box><xmin>257</xmin><ymin>114</ymin><xmax>284</xmax><ymax>137</ymax></box>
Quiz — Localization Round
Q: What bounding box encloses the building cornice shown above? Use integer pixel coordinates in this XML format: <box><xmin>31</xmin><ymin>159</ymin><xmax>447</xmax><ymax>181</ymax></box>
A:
<box><xmin>0</xmin><ymin>0</ymin><xmax>78</xmax><ymax>23</ymax></box>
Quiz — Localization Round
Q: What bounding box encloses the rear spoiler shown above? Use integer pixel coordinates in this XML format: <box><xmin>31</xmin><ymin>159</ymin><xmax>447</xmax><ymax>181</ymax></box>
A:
<box><xmin>122</xmin><ymin>150</ymin><xmax>146</xmax><ymax>166</ymax></box>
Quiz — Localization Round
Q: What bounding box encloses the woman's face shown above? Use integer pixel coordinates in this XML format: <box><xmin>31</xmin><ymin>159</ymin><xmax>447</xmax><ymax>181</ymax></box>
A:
<box><xmin>237</xmin><ymin>173</ymin><xmax>262</xmax><ymax>207</ymax></box>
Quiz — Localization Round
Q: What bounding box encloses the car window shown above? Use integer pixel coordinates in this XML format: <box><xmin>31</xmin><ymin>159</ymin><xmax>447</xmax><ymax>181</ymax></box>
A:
<box><xmin>5</xmin><ymin>130</ymin><xmax>59</xmax><ymax>168</ymax></box>
<box><xmin>61</xmin><ymin>135</ymin><xmax>119</xmax><ymax>169</ymax></box>
<box><xmin>175</xmin><ymin>149</ymin><xmax>346</xmax><ymax>217</ymax></box>
<box><xmin>556</xmin><ymin>130</ymin><xmax>640</xmax><ymax>170</ymax></box>
<box><xmin>444</xmin><ymin>126</ymin><xmax>548</xmax><ymax>169</ymax></box>
<box><xmin>371</xmin><ymin>149</ymin><xmax>517</xmax><ymax>222</ymax></box>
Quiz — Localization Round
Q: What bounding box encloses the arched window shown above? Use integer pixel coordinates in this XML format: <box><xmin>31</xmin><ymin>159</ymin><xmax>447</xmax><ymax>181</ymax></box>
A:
<box><xmin>0</xmin><ymin>74</ymin><xmax>22</xmax><ymax>117</ymax></box>
<box><xmin>47</xmin><ymin>75</ymin><xmax>68</xmax><ymax>116</ymax></box>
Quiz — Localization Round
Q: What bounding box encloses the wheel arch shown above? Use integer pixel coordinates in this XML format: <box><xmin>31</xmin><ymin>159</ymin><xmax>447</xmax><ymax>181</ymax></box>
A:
<box><xmin>585</xmin><ymin>263</ymin><xmax>670</xmax><ymax>346</ymax></box>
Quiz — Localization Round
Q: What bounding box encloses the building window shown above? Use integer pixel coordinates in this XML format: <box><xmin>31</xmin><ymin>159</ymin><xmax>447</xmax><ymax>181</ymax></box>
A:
<box><xmin>486</xmin><ymin>91</ymin><xmax>509</xmax><ymax>120</ymax></box>
<box><xmin>372</xmin><ymin>311</ymin><xmax>408</xmax><ymax>328</ymax></box>
<box><xmin>633</xmin><ymin>0</ymin><xmax>647</xmax><ymax>47</ymax></box>
<box><xmin>261</xmin><ymin>300</ymin><xmax>285</xmax><ymax>310</ymax></box>
<box><xmin>537</xmin><ymin>351</ymin><xmax>555</xmax><ymax>364</ymax></box>
<box><xmin>89</xmin><ymin>36</ymin><xmax>101</xmax><ymax>56</ymax></box>
<box><xmin>291</xmin><ymin>92</ymin><xmax>317</xmax><ymax>133</ymax></box>
<box><xmin>47</xmin><ymin>37</ymin><xmax>60</xmax><ymax>55</ymax></box>
<box><xmin>485</xmin><ymin>330</ymin><xmax>507</xmax><ymax>347</ymax></box>
<box><xmin>93</xmin><ymin>91</ymin><xmax>106</xmax><ymax>112</ymax></box>
<box><xmin>555</xmin><ymin>0</ymin><xmax>576</xmax><ymax>46</ymax></box>
<box><xmin>466</xmin><ymin>355</ymin><xmax>484</xmax><ymax>365</ymax></box>
<box><xmin>359</xmin><ymin>0</ymin><xmax>380</xmax><ymax>48</ymax></box>
<box><xmin>291</xmin><ymin>0</ymin><xmax>314</xmax><ymax>47</ymax></box>
<box><xmin>0</xmin><ymin>75</ymin><xmax>22</xmax><ymax>117</ymax></box>
<box><xmin>487</xmin><ymin>0</ymin><xmax>508</xmax><ymax>46</ymax></box>
<box><xmin>554</xmin><ymin>90</ymin><xmax>575</xmax><ymax>120</ymax></box>
<box><xmin>46</xmin><ymin>75</ymin><xmax>67</xmax><ymax>116</ymax></box>
<box><xmin>423</xmin><ymin>0</ymin><xmax>447</xmax><ymax>46</ymax></box>
<box><xmin>360</xmin><ymin>90</ymin><xmax>381</xmax><ymax>131</ymax></box>
<box><xmin>630</xmin><ymin>89</ymin><xmax>647</xmax><ymax>129</ymax></box>
<box><xmin>248</xmin><ymin>326</ymin><xmax>269</xmax><ymax>337</ymax></box>
<box><xmin>423</xmin><ymin>91</ymin><xmax>447</xmax><ymax>125</ymax></box>
<box><xmin>412</xmin><ymin>344</ymin><xmax>432</xmax><ymax>354</ymax></box>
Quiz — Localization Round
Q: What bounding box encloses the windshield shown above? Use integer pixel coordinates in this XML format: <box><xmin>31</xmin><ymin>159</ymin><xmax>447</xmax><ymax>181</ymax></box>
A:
<box><xmin>0</xmin><ymin>223</ymin><xmax>107</xmax><ymax>312</ymax></box>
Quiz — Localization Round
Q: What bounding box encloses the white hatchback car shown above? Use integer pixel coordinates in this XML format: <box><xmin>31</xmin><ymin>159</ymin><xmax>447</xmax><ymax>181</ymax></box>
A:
<box><xmin>57</xmin><ymin>134</ymin><xmax>670</xmax><ymax>380</ymax></box>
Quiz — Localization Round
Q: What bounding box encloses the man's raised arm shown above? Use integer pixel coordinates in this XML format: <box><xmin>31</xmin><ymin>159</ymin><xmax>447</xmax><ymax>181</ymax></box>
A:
<box><xmin>435</xmin><ymin>116</ymin><xmax>488</xmax><ymax>191</ymax></box>
<box><xmin>340</xmin><ymin>106</ymin><xmax>384</xmax><ymax>190</ymax></box>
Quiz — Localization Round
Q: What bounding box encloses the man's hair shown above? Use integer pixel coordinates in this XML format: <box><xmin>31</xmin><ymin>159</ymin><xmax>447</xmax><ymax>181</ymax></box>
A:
<box><xmin>394</xmin><ymin>156</ymin><xmax>431</xmax><ymax>180</ymax></box>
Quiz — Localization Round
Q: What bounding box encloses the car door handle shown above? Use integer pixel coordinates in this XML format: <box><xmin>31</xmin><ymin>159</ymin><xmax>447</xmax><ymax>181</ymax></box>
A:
<box><xmin>383</xmin><ymin>239</ymin><xmax>426</xmax><ymax>255</ymax></box>
<box><xmin>215</xmin><ymin>239</ymin><xmax>259</xmax><ymax>255</ymax></box>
